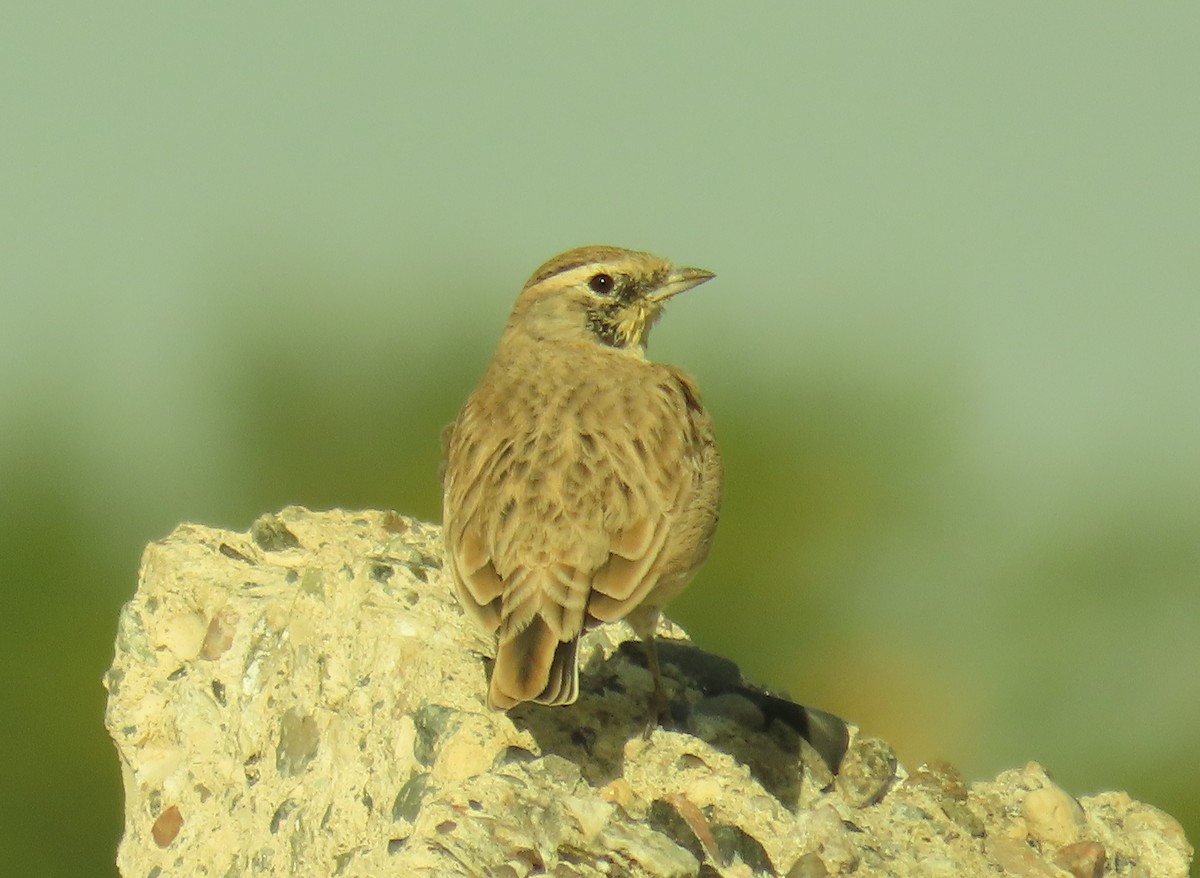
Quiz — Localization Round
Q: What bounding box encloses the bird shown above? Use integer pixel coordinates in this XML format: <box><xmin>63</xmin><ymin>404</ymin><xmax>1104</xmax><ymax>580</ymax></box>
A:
<box><xmin>441</xmin><ymin>245</ymin><xmax>722</xmax><ymax>719</ymax></box>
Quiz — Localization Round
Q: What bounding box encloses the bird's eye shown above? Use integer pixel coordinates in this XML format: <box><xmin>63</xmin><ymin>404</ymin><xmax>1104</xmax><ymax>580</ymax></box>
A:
<box><xmin>588</xmin><ymin>273</ymin><xmax>615</xmax><ymax>295</ymax></box>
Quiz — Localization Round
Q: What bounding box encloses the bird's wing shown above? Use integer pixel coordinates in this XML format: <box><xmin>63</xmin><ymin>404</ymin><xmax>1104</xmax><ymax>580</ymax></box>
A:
<box><xmin>586</xmin><ymin>367</ymin><xmax>716</xmax><ymax>622</ymax></box>
<box><xmin>443</xmin><ymin>367</ymin><xmax>715</xmax><ymax>705</ymax></box>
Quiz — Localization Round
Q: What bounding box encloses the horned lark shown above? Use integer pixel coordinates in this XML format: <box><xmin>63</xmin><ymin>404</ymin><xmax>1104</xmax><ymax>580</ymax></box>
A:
<box><xmin>442</xmin><ymin>245</ymin><xmax>721</xmax><ymax>718</ymax></box>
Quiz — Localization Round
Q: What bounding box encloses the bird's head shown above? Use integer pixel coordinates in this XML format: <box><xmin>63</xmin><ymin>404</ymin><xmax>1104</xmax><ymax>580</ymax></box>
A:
<box><xmin>505</xmin><ymin>245</ymin><xmax>715</xmax><ymax>353</ymax></box>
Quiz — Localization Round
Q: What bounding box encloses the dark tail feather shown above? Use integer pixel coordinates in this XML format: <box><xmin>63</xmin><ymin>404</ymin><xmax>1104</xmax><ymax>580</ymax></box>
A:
<box><xmin>488</xmin><ymin>616</ymin><xmax>580</xmax><ymax>709</ymax></box>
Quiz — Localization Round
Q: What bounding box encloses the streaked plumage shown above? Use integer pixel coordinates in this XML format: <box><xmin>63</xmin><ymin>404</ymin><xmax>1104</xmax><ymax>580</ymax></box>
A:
<box><xmin>441</xmin><ymin>245</ymin><xmax>721</xmax><ymax>713</ymax></box>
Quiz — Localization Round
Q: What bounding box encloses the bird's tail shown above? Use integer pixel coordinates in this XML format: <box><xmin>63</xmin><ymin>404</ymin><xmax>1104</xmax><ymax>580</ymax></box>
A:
<box><xmin>488</xmin><ymin>615</ymin><xmax>580</xmax><ymax>709</ymax></box>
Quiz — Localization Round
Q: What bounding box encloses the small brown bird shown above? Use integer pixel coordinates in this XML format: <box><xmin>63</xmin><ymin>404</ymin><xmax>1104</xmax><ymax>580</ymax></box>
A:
<box><xmin>441</xmin><ymin>245</ymin><xmax>722</xmax><ymax>717</ymax></box>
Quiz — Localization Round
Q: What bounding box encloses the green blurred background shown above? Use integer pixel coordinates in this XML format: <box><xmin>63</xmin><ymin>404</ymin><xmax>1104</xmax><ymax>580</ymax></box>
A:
<box><xmin>3</xmin><ymin>4</ymin><xmax>1197</xmax><ymax>874</ymax></box>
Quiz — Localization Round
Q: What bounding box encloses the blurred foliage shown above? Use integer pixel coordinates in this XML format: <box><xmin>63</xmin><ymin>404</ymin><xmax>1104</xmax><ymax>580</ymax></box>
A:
<box><xmin>1</xmin><ymin>447</ymin><xmax>121</xmax><ymax>875</ymax></box>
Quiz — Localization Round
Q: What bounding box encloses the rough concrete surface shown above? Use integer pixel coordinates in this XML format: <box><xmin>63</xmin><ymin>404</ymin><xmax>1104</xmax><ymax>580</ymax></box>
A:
<box><xmin>105</xmin><ymin>507</ymin><xmax>1193</xmax><ymax>877</ymax></box>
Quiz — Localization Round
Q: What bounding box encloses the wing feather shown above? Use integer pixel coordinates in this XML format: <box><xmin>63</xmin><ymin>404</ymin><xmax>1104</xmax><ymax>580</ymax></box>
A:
<box><xmin>443</xmin><ymin>357</ymin><xmax>718</xmax><ymax>708</ymax></box>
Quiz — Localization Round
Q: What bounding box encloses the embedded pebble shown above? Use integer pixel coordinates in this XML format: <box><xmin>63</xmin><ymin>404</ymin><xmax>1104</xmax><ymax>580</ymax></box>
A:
<box><xmin>1052</xmin><ymin>840</ymin><xmax>1106</xmax><ymax>878</ymax></box>
<box><xmin>155</xmin><ymin>611</ymin><xmax>207</xmax><ymax>661</ymax></box>
<box><xmin>391</xmin><ymin>772</ymin><xmax>432</xmax><ymax>823</ymax></box>
<box><xmin>803</xmin><ymin>805</ymin><xmax>859</xmax><ymax>873</ymax></box>
<box><xmin>250</xmin><ymin>514</ymin><xmax>301</xmax><ymax>551</ymax></box>
<box><xmin>1024</xmin><ymin>784</ymin><xmax>1086</xmax><ymax>847</ymax></box>
<box><xmin>598</xmin><ymin>821</ymin><xmax>699</xmax><ymax>877</ymax></box>
<box><xmin>711</xmin><ymin>822</ymin><xmax>774</xmax><ymax>873</ymax></box>
<box><xmin>199</xmin><ymin>607</ymin><xmax>237</xmax><ymax>660</ymax></box>
<box><xmin>275</xmin><ymin>708</ymin><xmax>319</xmax><ymax>777</ymax></box>
<box><xmin>648</xmin><ymin>798</ymin><xmax>707</xmax><ymax>863</ymax></box>
<box><xmin>786</xmin><ymin>851</ymin><xmax>829</xmax><ymax>877</ymax></box>
<box><xmin>835</xmin><ymin>736</ymin><xmax>897</xmax><ymax>807</ymax></box>
<box><xmin>986</xmin><ymin>838</ymin><xmax>1061</xmax><ymax>877</ymax></box>
<box><xmin>151</xmin><ymin>805</ymin><xmax>183</xmax><ymax>848</ymax></box>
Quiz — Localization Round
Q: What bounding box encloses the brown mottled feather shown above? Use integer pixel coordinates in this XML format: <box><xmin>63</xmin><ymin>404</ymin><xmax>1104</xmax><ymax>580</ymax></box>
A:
<box><xmin>442</xmin><ymin>246</ymin><xmax>721</xmax><ymax>710</ymax></box>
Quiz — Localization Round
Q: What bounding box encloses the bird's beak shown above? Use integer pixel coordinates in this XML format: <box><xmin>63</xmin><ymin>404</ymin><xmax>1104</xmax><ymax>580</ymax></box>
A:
<box><xmin>650</xmin><ymin>266</ymin><xmax>716</xmax><ymax>303</ymax></box>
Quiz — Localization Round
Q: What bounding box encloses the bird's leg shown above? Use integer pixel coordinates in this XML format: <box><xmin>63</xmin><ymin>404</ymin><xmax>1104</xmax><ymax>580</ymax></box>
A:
<box><xmin>642</xmin><ymin>633</ymin><xmax>672</xmax><ymax>726</ymax></box>
<box><xmin>629</xmin><ymin>607</ymin><xmax>672</xmax><ymax>726</ymax></box>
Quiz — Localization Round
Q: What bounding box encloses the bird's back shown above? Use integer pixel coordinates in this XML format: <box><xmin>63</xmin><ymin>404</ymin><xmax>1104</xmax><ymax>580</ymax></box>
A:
<box><xmin>442</xmin><ymin>334</ymin><xmax>720</xmax><ymax>708</ymax></box>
